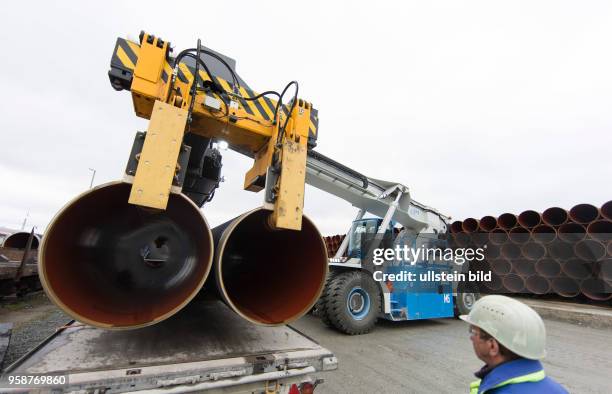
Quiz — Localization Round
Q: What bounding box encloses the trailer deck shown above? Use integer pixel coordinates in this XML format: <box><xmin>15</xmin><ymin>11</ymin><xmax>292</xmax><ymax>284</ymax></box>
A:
<box><xmin>2</xmin><ymin>301</ymin><xmax>337</xmax><ymax>393</ymax></box>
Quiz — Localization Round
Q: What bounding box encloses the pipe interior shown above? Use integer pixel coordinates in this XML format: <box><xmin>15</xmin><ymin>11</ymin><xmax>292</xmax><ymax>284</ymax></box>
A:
<box><xmin>4</xmin><ymin>233</ymin><xmax>40</xmax><ymax>249</ymax></box>
<box><xmin>41</xmin><ymin>183</ymin><xmax>213</xmax><ymax>328</ymax></box>
<box><xmin>502</xmin><ymin>274</ymin><xmax>524</xmax><ymax>293</ymax></box>
<box><xmin>601</xmin><ymin>201</ymin><xmax>612</xmax><ymax>221</ymax></box>
<box><xmin>518</xmin><ymin>210</ymin><xmax>541</xmax><ymax>228</ymax></box>
<box><xmin>218</xmin><ymin>210</ymin><xmax>327</xmax><ymax>325</ymax></box>
<box><xmin>462</xmin><ymin>218</ymin><xmax>478</xmax><ymax>233</ymax></box>
<box><xmin>542</xmin><ymin>207</ymin><xmax>567</xmax><ymax>226</ymax></box>
<box><xmin>525</xmin><ymin>276</ymin><xmax>550</xmax><ymax>295</ymax></box>
<box><xmin>532</xmin><ymin>225</ymin><xmax>556</xmax><ymax>243</ymax></box>
<box><xmin>552</xmin><ymin>277</ymin><xmax>580</xmax><ymax>297</ymax></box>
<box><xmin>498</xmin><ymin>213</ymin><xmax>517</xmax><ymax>230</ymax></box>
<box><xmin>536</xmin><ymin>258</ymin><xmax>561</xmax><ymax>278</ymax></box>
<box><xmin>569</xmin><ymin>204</ymin><xmax>599</xmax><ymax>224</ymax></box>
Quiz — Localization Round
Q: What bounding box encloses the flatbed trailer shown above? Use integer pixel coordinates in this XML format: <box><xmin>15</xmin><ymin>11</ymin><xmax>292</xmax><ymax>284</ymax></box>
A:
<box><xmin>1</xmin><ymin>301</ymin><xmax>337</xmax><ymax>393</ymax></box>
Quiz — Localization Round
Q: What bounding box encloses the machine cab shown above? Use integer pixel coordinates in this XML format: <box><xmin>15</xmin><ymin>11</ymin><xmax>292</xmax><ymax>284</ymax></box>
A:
<box><xmin>347</xmin><ymin>218</ymin><xmax>394</xmax><ymax>259</ymax></box>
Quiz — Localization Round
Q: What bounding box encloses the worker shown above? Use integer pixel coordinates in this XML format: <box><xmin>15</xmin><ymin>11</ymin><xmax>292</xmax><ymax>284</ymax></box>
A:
<box><xmin>460</xmin><ymin>295</ymin><xmax>568</xmax><ymax>393</ymax></box>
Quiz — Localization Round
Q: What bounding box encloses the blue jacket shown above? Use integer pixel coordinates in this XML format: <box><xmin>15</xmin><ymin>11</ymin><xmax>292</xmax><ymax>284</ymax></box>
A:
<box><xmin>470</xmin><ymin>358</ymin><xmax>568</xmax><ymax>394</ymax></box>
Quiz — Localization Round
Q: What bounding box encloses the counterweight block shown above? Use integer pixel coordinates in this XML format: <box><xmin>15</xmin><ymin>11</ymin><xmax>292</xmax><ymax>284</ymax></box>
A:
<box><xmin>39</xmin><ymin>182</ymin><xmax>214</xmax><ymax>329</ymax></box>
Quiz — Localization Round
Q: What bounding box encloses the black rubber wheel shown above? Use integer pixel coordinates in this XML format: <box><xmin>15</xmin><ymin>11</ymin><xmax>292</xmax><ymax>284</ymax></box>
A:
<box><xmin>325</xmin><ymin>271</ymin><xmax>380</xmax><ymax>335</ymax></box>
<box><xmin>313</xmin><ymin>270</ymin><xmax>338</xmax><ymax>326</ymax></box>
<box><xmin>455</xmin><ymin>292</ymin><xmax>480</xmax><ymax>317</ymax></box>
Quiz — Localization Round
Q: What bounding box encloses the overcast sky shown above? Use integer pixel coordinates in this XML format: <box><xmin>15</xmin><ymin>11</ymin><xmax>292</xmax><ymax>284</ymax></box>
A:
<box><xmin>1</xmin><ymin>1</ymin><xmax>611</xmax><ymax>236</ymax></box>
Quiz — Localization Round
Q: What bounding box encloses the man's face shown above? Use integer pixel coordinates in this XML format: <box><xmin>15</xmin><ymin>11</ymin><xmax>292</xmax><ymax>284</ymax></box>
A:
<box><xmin>469</xmin><ymin>325</ymin><xmax>496</xmax><ymax>364</ymax></box>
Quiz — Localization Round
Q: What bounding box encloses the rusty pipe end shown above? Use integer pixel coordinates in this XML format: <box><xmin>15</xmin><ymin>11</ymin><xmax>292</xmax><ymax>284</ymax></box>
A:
<box><xmin>586</xmin><ymin>220</ymin><xmax>612</xmax><ymax>243</ymax></box>
<box><xmin>497</xmin><ymin>213</ymin><xmax>517</xmax><ymax>230</ymax></box>
<box><xmin>502</xmin><ymin>274</ymin><xmax>525</xmax><ymax>293</ymax></box>
<box><xmin>450</xmin><ymin>221</ymin><xmax>463</xmax><ymax>233</ymax></box>
<box><xmin>542</xmin><ymin>207</ymin><xmax>567</xmax><ymax>226</ymax></box>
<box><xmin>552</xmin><ymin>277</ymin><xmax>580</xmax><ymax>298</ymax></box>
<box><xmin>569</xmin><ymin>203</ymin><xmax>599</xmax><ymax>224</ymax></box>
<box><xmin>518</xmin><ymin>210</ymin><xmax>541</xmax><ymax>229</ymax></box>
<box><xmin>214</xmin><ymin>208</ymin><xmax>328</xmax><ymax>326</ymax></box>
<box><xmin>3</xmin><ymin>232</ymin><xmax>41</xmax><ymax>250</ymax></box>
<box><xmin>39</xmin><ymin>182</ymin><xmax>214</xmax><ymax>329</ymax></box>
<box><xmin>525</xmin><ymin>275</ymin><xmax>550</xmax><ymax>295</ymax></box>
<box><xmin>601</xmin><ymin>201</ymin><xmax>612</xmax><ymax>221</ymax></box>
<box><xmin>479</xmin><ymin>216</ymin><xmax>498</xmax><ymax>232</ymax></box>
<box><xmin>461</xmin><ymin>218</ymin><xmax>479</xmax><ymax>233</ymax></box>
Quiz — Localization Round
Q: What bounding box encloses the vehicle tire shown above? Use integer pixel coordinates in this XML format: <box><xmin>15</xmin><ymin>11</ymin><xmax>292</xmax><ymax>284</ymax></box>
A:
<box><xmin>455</xmin><ymin>292</ymin><xmax>480</xmax><ymax>317</ymax></box>
<box><xmin>325</xmin><ymin>271</ymin><xmax>380</xmax><ymax>335</ymax></box>
<box><xmin>312</xmin><ymin>271</ymin><xmax>338</xmax><ymax>327</ymax></box>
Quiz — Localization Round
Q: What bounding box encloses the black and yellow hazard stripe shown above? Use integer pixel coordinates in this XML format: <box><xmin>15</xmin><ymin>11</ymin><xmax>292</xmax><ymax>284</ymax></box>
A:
<box><xmin>111</xmin><ymin>38</ymin><xmax>140</xmax><ymax>71</ymax></box>
<box><xmin>179</xmin><ymin>63</ymin><xmax>281</xmax><ymax>123</ymax></box>
<box><xmin>111</xmin><ymin>38</ymin><xmax>173</xmax><ymax>85</ymax></box>
<box><xmin>110</xmin><ymin>37</ymin><xmax>319</xmax><ymax>140</ymax></box>
<box><xmin>309</xmin><ymin>108</ymin><xmax>319</xmax><ymax>140</ymax></box>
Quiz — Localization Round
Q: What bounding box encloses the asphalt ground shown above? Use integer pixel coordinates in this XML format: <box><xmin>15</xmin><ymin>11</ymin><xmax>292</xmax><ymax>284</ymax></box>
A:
<box><xmin>291</xmin><ymin>313</ymin><xmax>612</xmax><ymax>394</ymax></box>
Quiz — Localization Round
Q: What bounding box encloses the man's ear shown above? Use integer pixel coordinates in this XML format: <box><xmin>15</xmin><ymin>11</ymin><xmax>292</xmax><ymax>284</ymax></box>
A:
<box><xmin>488</xmin><ymin>339</ymin><xmax>501</xmax><ymax>357</ymax></box>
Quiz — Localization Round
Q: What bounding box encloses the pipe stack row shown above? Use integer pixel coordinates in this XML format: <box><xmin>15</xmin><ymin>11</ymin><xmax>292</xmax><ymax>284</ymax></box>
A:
<box><xmin>323</xmin><ymin>234</ymin><xmax>346</xmax><ymax>257</ymax></box>
<box><xmin>451</xmin><ymin>201</ymin><xmax>612</xmax><ymax>302</ymax></box>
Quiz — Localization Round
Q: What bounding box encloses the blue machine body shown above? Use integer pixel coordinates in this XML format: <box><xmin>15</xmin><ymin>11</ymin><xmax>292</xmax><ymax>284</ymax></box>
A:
<box><xmin>346</xmin><ymin>218</ymin><xmax>456</xmax><ymax>321</ymax></box>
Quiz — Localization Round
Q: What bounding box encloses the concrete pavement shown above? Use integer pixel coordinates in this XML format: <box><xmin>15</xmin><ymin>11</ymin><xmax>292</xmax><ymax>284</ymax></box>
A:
<box><xmin>292</xmin><ymin>313</ymin><xmax>612</xmax><ymax>393</ymax></box>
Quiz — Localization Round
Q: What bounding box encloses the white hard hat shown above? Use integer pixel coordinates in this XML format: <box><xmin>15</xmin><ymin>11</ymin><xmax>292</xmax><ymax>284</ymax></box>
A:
<box><xmin>460</xmin><ymin>295</ymin><xmax>546</xmax><ymax>360</ymax></box>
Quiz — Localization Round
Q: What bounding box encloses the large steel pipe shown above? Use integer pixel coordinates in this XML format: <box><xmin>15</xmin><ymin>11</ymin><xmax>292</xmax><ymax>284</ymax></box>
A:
<box><xmin>483</xmin><ymin>273</ymin><xmax>503</xmax><ymax>292</ymax></box>
<box><xmin>501</xmin><ymin>243</ymin><xmax>521</xmax><ymax>260</ymax></box>
<box><xmin>602</xmin><ymin>201</ymin><xmax>612</xmax><ymax>221</ymax></box>
<box><xmin>502</xmin><ymin>274</ymin><xmax>525</xmax><ymax>293</ymax></box>
<box><xmin>490</xmin><ymin>259</ymin><xmax>512</xmax><ymax>275</ymax></box>
<box><xmin>525</xmin><ymin>276</ymin><xmax>551</xmax><ymax>295</ymax></box>
<box><xmin>521</xmin><ymin>242</ymin><xmax>546</xmax><ymax>261</ymax></box>
<box><xmin>497</xmin><ymin>213</ymin><xmax>517</xmax><ymax>230</ymax></box>
<box><xmin>574</xmin><ymin>239</ymin><xmax>606</xmax><ymax>261</ymax></box>
<box><xmin>514</xmin><ymin>259</ymin><xmax>536</xmax><ymax>276</ymax></box>
<box><xmin>452</xmin><ymin>231</ymin><xmax>471</xmax><ymax>247</ymax></box>
<box><xmin>549</xmin><ymin>241</ymin><xmax>574</xmax><ymax>261</ymax></box>
<box><xmin>558</xmin><ymin>222</ymin><xmax>586</xmax><ymax>243</ymax></box>
<box><xmin>479</xmin><ymin>216</ymin><xmax>497</xmax><ymax>232</ymax></box>
<box><xmin>561</xmin><ymin>259</ymin><xmax>592</xmax><ymax>280</ymax></box>
<box><xmin>212</xmin><ymin>208</ymin><xmax>327</xmax><ymax>326</ymax></box>
<box><xmin>488</xmin><ymin>229</ymin><xmax>509</xmax><ymax>246</ymax></box>
<box><xmin>450</xmin><ymin>221</ymin><xmax>463</xmax><ymax>233</ymax></box>
<box><xmin>586</xmin><ymin>220</ymin><xmax>612</xmax><ymax>243</ymax></box>
<box><xmin>484</xmin><ymin>244</ymin><xmax>501</xmax><ymax>260</ymax></box>
<box><xmin>509</xmin><ymin>227</ymin><xmax>530</xmax><ymax>244</ymax></box>
<box><xmin>542</xmin><ymin>207</ymin><xmax>567</xmax><ymax>226</ymax></box>
<box><xmin>532</xmin><ymin>224</ymin><xmax>556</xmax><ymax>244</ymax></box>
<box><xmin>569</xmin><ymin>203</ymin><xmax>599</xmax><ymax>224</ymax></box>
<box><xmin>3</xmin><ymin>232</ymin><xmax>41</xmax><ymax>250</ymax></box>
<box><xmin>580</xmin><ymin>278</ymin><xmax>612</xmax><ymax>301</ymax></box>
<box><xmin>552</xmin><ymin>277</ymin><xmax>580</xmax><ymax>298</ymax></box>
<box><xmin>39</xmin><ymin>182</ymin><xmax>214</xmax><ymax>329</ymax></box>
<box><xmin>535</xmin><ymin>258</ymin><xmax>561</xmax><ymax>278</ymax></box>
<box><xmin>461</xmin><ymin>218</ymin><xmax>479</xmax><ymax>233</ymax></box>
<box><xmin>518</xmin><ymin>210</ymin><xmax>541</xmax><ymax>229</ymax></box>
<box><xmin>600</xmin><ymin>259</ymin><xmax>612</xmax><ymax>284</ymax></box>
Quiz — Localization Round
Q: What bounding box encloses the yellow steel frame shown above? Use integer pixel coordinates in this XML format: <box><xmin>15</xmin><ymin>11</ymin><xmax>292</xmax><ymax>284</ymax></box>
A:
<box><xmin>118</xmin><ymin>32</ymin><xmax>313</xmax><ymax>230</ymax></box>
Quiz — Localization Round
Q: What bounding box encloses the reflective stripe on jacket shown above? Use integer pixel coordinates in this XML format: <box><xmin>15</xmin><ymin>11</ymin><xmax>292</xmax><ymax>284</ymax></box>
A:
<box><xmin>469</xmin><ymin>359</ymin><xmax>568</xmax><ymax>394</ymax></box>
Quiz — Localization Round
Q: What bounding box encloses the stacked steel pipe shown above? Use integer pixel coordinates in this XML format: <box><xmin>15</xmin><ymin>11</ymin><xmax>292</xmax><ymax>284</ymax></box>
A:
<box><xmin>451</xmin><ymin>201</ymin><xmax>612</xmax><ymax>302</ymax></box>
<box><xmin>323</xmin><ymin>234</ymin><xmax>347</xmax><ymax>257</ymax></box>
